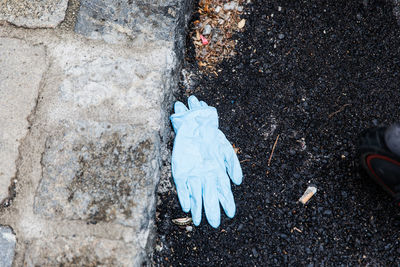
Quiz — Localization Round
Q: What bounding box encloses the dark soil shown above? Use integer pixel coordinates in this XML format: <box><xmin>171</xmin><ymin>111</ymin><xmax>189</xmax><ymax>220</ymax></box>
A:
<box><xmin>154</xmin><ymin>0</ymin><xmax>400</xmax><ymax>265</ymax></box>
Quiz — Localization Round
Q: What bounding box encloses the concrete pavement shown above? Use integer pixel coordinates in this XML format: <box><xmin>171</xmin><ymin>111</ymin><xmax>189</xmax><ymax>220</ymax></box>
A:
<box><xmin>0</xmin><ymin>0</ymin><xmax>193</xmax><ymax>265</ymax></box>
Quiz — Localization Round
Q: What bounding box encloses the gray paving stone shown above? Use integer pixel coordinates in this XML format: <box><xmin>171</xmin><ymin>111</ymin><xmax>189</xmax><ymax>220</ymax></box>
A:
<box><xmin>24</xmin><ymin>236</ymin><xmax>142</xmax><ymax>266</ymax></box>
<box><xmin>0</xmin><ymin>226</ymin><xmax>16</xmax><ymax>267</ymax></box>
<box><xmin>34</xmin><ymin>120</ymin><xmax>159</xmax><ymax>227</ymax></box>
<box><xmin>0</xmin><ymin>38</ymin><xmax>46</xmax><ymax>204</ymax></box>
<box><xmin>75</xmin><ymin>0</ymin><xmax>191</xmax><ymax>45</ymax></box>
<box><xmin>44</xmin><ymin>41</ymin><xmax>175</xmax><ymax>129</ymax></box>
<box><xmin>19</xmin><ymin>39</ymin><xmax>177</xmax><ymax>264</ymax></box>
<box><xmin>0</xmin><ymin>0</ymin><xmax>194</xmax><ymax>265</ymax></box>
<box><xmin>0</xmin><ymin>0</ymin><xmax>68</xmax><ymax>28</ymax></box>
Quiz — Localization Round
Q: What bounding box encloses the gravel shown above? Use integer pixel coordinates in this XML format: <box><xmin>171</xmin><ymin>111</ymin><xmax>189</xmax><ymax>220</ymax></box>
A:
<box><xmin>203</xmin><ymin>24</ymin><xmax>212</xmax><ymax>35</ymax></box>
<box><xmin>224</xmin><ymin>2</ymin><xmax>238</xmax><ymax>11</ymax></box>
<box><xmin>154</xmin><ymin>0</ymin><xmax>400</xmax><ymax>265</ymax></box>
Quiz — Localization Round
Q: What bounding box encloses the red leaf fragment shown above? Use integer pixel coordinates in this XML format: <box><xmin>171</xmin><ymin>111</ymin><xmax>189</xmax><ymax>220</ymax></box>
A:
<box><xmin>200</xmin><ymin>34</ymin><xmax>209</xmax><ymax>45</ymax></box>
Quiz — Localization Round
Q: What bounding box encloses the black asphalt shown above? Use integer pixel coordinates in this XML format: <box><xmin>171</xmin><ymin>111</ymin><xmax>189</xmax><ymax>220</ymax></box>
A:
<box><xmin>154</xmin><ymin>0</ymin><xmax>400</xmax><ymax>265</ymax></box>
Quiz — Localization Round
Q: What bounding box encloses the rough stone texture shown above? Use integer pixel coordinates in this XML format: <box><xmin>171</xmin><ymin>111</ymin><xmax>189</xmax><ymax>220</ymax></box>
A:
<box><xmin>0</xmin><ymin>0</ymin><xmax>194</xmax><ymax>265</ymax></box>
<box><xmin>0</xmin><ymin>226</ymin><xmax>16</xmax><ymax>267</ymax></box>
<box><xmin>0</xmin><ymin>38</ymin><xmax>46</xmax><ymax>204</ymax></box>
<box><xmin>19</xmin><ymin>39</ymin><xmax>173</xmax><ymax>265</ymax></box>
<box><xmin>44</xmin><ymin>41</ymin><xmax>175</xmax><ymax>129</ymax></box>
<box><xmin>75</xmin><ymin>0</ymin><xmax>192</xmax><ymax>47</ymax></box>
<box><xmin>58</xmin><ymin>0</ymin><xmax>81</xmax><ymax>31</ymax></box>
<box><xmin>24</xmin><ymin>236</ymin><xmax>141</xmax><ymax>266</ymax></box>
<box><xmin>0</xmin><ymin>0</ymin><xmax>68</xmax><ymax>28</ymax></box>
<box><xmin>34</xmin><ymin>121</ymin><xmax>159</xmax><ymax>227</ymax></box>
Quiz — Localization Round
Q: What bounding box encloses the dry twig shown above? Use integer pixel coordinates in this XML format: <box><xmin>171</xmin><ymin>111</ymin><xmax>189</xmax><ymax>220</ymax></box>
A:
<box><xmin>328</xmin><ymin>104</ymin><xmax>351</xmax><ymax>118</ymax></box>
<box><xmin>268</xmin><ymin>134</ymin><xmax>280</xmax><ymax>166</ymax></box>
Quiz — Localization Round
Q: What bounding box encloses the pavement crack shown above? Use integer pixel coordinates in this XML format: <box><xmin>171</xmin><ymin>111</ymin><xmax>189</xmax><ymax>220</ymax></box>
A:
<box><xmin>0</xmin><ymin>45</ymin><xmax>50</xmax><ymax>211</ymax></box>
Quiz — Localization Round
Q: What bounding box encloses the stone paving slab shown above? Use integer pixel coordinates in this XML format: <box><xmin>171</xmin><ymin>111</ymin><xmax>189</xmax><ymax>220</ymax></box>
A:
<box><xmin>0</xmin><ymin>0</ymin><xmax>194</xmax><ymax>265</ymax></box>
<box><xmin>76</xmin><ymin>0</ymin><xmax>183</xmax><ymax>44</ymax></box>
<box><xmin>44</xmin><ymin>40</ymin><xmax>175</xmax><ymax>128</ymax></box>
<box><xmin>34</xmin><ymin>121</ymin><xmax>158</xmax><ymax>228</ymax></box>
<box><xmin>0</xmin><ymin>0</ymin><xmax>68</xmax><ymax>28</ymax></box>
<box><xmin>24</xmin><ymin>236</ymin><xmax>141</xmax><ymax>266</ymax></box>
<box><xmin>14</xmin><ymin>39</ymin><xmax>170</xmax><ymax>265</ymax></box>
<box><xmin>0</xmin><ymin>38</ymin><xmax>46</xmax><ymax>205</ymax></box>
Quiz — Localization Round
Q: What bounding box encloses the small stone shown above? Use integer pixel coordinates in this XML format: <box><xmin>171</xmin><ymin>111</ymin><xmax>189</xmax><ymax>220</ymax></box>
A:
<box><xmin>203</xmin><ymin>24</ymin><xmax>212</xmax><ymax>35</ymax></box>
<box><xmin>323</xmin><ymin>210</ymin><xmax>332</xmax><ymax>216</ymax></box>
<box><xmin>215</xmin><ymin>6</ymin><xmax>221</xmax><ymax>13</ymax></box>
<box><xmin>224</xmin><ymin>1</ymin><xmax>237</xmax><ymax>10</ymax></box>
<box><xmin>278</xmin><ymin>6</ymin><xmax>282</xmax><ymax>11</ymax></box>
<box><xmin>186</xmin><ymin>226</ymin><xmax>193</xmax><ymax>232</ymax></box>
<box><xmin>252</xmin><ymin>248</ymin><xmax>259</xmax><ymax>257</ymax></box>
<box><xmin>278</xmin><ymin>33</ymin><xmax>285</xmax><ymax>39</ymax></box>
<box><xmin>168</xmin><ymin>7</ymin><xmax>176</xmax><ymax>17</ymax></box>
<box><xmin>238</xmin><ymin>19</ymin><xmax>246</xmax><ymax>29</ymax></box>
<box><xmin>279</xmin><ymin>233</ymin><xmax>288</xmax><ymax>240</ymax></box>
<box><xmin>238</xmin><ymin>6</ymin><xmax>243</xmax><ymax>12</ymax></box>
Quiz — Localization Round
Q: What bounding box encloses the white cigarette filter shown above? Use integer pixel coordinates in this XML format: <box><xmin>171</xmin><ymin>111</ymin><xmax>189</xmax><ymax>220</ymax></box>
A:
<box><xmin>299</xmin><ymin>186</ymin><xmax>317</xmax><ymax>204</ymax></box>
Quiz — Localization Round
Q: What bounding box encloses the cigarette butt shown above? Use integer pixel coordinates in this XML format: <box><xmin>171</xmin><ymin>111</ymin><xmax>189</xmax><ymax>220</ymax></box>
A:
<box><xmin>293</xmin><ymin>227</ymin><xmax>302</xmax><ymax>233</ymax></box>
<box><xmin>172</xmin><ymin>217</ymin><xmax>192</xmax><ymax>226</ymax></box>
<box><xmin>299</xmin><ymin>186</ymin><xmax>317</xmax><ymax>204</ymax></box>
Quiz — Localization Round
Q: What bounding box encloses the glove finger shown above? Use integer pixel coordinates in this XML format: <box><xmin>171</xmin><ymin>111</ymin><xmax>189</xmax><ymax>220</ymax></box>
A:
<box><xmin>217</xmin><ymin>174</ymin><xmax>236</xmax><ymax>218</ymax></box>
<box><xmin>203</xmin><ymin>176</ymin><xmax>221</xmax><ymax>228</ymax></box>
<box><xmin>188</xmin><ymin>95</ymin><xmax>202</xmax><ymax>110</ymax></box>
<box><xmin>187</xmin><ymin>177</ymin><xmax>203</xmax><ymax>226</ymax></box>
<box><xmin>220</xmin><ymin>132</ymin><xmax>243</xmax><ymax>185</ymax></box>
<box><xmin>174</xmin><ymin>101</ymin><xmax>188</xmax><ymax>114</ymax></box>
<box><xmin>199</xmin><ymin>100</ymin><xmax>208</xmax><ymax>107</ymax></box>
<box><xmin>174</xmin><ymin>180</ymin><xmax>190</xmax><ymax>212</ymax></box>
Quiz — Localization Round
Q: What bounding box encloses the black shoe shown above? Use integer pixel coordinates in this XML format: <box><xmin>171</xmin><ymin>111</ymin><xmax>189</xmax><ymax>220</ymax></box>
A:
<box><xmin>359</xmin><ymin>126</ymin><xmax>400</xmax><ymax>206</ymax></box>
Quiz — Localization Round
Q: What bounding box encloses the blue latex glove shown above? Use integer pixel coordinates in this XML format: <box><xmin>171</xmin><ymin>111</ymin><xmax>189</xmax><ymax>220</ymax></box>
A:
<box><xmin>170</xmin><ymin>95</ymin><xmax>243</xmax><ymax>228</ymax></box>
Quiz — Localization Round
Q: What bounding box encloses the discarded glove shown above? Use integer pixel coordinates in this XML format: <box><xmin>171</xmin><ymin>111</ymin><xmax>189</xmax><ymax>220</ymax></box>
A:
<box><xmin>170</xmin><ymin>95</ymin><xmax>243</xmax><ymax>228</ymax></box>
